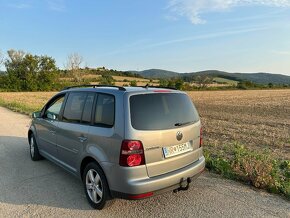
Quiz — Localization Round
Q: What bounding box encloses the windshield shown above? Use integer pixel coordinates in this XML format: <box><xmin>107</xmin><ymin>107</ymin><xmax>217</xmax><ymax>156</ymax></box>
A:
<box><xmin>130</xmin><ymin>93</ymin><xmax>199</xmax><ymax>130</ymax></box>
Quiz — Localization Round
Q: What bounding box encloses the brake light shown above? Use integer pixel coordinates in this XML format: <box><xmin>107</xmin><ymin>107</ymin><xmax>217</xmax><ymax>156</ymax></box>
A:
<box><xmin>199</xmin><ymin>127</ymin><xmax>203</xmax><ymax>147</ymax></box>
<box><xmin>119</xmin><ymin>140</ymin><xmax>145</xmax><ymax>167</ymax></box>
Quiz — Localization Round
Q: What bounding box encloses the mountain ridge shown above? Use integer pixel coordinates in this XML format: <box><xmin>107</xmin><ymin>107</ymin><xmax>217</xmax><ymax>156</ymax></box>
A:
<box><xmin>132</xmin><ymin>69</ymin><xmax>290</xmax><ymax>85</ymax></box>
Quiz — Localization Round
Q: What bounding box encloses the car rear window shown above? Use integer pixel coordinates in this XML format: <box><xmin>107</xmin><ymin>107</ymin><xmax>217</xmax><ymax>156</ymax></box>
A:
<box><xmin>130</xmin><ymin>93</ymin><xmax>199</xmax><ymax>130</ymax></box>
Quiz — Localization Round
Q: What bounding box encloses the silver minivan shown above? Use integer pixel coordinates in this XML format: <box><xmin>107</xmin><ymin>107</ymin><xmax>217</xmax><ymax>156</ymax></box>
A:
<box><xmin>28</xmin><ymin>85</ymin><xmax>205</xmax><ymax>209</ymax></box>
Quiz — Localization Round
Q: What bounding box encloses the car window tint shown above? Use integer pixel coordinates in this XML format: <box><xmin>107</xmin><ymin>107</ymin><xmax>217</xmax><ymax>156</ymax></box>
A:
<box><xmin>95</xmin><ymin>94</ymin><xmax>115</xmax><ymax>127</ymax></box>
<box><xmin>63</xmin><ymin>92</ymin><xmax>87</xmax><ymax>123</ymax></box>
<box><xmin>45</xmin><ymin>96</ymin><xmax>65</xmax><ymax>120</ymax></box>
<box><xmin>81</xmin><ymin>93</ymin><xmax>95</xmax><ymax>124</ymax></box>
<box><xmin>130</xmin><ymin>93</ymin><xmax>199</xmax><ymax>130</ymax></box>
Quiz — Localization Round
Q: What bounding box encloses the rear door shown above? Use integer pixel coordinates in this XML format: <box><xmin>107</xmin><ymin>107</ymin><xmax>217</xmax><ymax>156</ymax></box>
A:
<box><xmin>128</xmin><ymin>92</ymin><xmax>202</xmax><ymax>177</ymax></box>
<box><xmin>56</xmin><ymin>92</ymin><xmax>95</xmax><ymax>172</ymax></box>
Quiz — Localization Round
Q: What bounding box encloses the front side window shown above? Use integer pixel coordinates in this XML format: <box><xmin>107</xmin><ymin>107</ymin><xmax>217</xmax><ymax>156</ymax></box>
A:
<box><xmin>94</xmin><ymin>94</ymin><xmax>115</xmax><ymax>127</ymax></box>
<box><xmin>63</xmin><ymin>92</ymin><xmax>87</xmax><ymax>123</ymax></box>
<box><xmin>44</xmin><ymin>95</ymin><xmax>65</xmax><ymax>120</ymax></box>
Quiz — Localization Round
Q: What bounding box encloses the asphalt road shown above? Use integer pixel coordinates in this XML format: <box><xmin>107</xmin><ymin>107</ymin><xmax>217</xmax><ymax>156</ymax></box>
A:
<box><xmin>0</xmin><ymin>106</ymin><xmax>289</xmax><ymax>218</ymax></box>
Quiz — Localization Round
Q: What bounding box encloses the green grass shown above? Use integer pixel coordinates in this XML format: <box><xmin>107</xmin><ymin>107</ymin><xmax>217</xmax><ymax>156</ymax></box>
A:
<box><xmin>213</xmin><ymin>77</ymin><xmax>238</xmax><ymax>85</ymax></box>
<box><xmin>0</xmin><ymin>98</ymin><xmax>38</xmax><ymax>115</ymax></box>
<box><xmin>204</xmin><ymin>143</ymin><xmax>290</xmax><ymax>199</ymax></box>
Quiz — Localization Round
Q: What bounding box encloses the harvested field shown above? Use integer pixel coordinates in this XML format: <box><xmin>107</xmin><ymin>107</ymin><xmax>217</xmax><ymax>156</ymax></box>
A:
<box><xmin>188</xmin><ymin>89</ymin><xmax>290</xmax><ymax>159</ymax></box>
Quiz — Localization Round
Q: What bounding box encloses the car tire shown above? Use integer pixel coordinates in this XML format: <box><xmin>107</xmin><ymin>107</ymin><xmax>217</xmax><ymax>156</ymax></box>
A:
<box><xmin>83</xmin><ymin>162</ymin><xmax>112</xmax><ymax>210</ymax></box>
<box><xmin>29</xmin><ymin>133</ymin><xmax>43</xmax><ymax>161</ymax></box>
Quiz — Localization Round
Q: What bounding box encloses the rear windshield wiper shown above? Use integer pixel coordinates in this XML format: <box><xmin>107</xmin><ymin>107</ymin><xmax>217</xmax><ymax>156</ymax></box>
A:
<box><xmin>174</xmin><ymin>121</ymin><xmax>193</xmax><ymax>127</ymax></box>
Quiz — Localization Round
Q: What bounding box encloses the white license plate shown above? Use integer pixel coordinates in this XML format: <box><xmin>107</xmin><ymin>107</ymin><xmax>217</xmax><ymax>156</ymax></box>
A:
<box><xmin>162</xmin><ymin>142</ymin><xmax>193</xmax><ymax>158</ymax></box>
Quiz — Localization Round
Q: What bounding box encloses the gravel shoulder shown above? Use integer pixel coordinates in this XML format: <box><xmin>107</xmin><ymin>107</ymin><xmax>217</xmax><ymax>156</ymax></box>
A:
<box><xmin>0</xmin><ymin>106</ymin><xmax>289</xmax><ymax>218</ymax></box>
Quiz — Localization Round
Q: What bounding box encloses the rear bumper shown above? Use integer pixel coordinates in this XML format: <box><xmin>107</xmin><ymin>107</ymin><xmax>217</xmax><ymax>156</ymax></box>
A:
<box><xmin>102</xmin><ymin>156</ymin><xmax>205</xmax><ymax>199</ymax></box>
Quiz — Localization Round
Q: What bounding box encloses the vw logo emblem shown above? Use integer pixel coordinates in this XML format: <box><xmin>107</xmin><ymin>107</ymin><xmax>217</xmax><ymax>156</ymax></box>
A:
<box><xmin>176</xmin><ymin>131</ymin><xmax>183</xmax><ymax>141</ymax></box>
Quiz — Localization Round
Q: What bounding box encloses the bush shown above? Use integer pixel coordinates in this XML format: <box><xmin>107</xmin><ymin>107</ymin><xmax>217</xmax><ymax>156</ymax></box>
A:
<box><xmin>130</xmin><ymin>80</ymin><xmax>137</xmax><ymax>86</ymax></box>
<box><xmin>98</xmin><ymin>74</ymin><xmax>115</xmax><ymax>85</ymax></box>
<box><xmin>204</xmin><ymin>143</ymin><xmax>290</xmax><ymax>199</ymax></box>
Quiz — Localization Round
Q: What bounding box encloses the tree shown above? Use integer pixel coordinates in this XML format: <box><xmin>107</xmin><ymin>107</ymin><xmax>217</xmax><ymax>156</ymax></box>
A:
<box><xmin>65</xmin><ymin>53</ymin><xmax>83</xmax><ymax>82</ymax></box>
<box><xmin>0</xmin><ymin>50</ymin><xmax>5</xmax><ymax>68</ymax></box>
<box><xmin>174</xmin><ymin>79</ymin><xmax>184</xmax><ymax>90</ymax></box>
<box><xmin>196</xmin><ymin>75</ymin><xmax>212</xmax><ymax>89</ymax></box>
<box><xmin>159</xmin><ymin>79</ymin><xmax>168</xmax><ymax>87</ymax></box>
<box><xmin>4</xmin><ymin>49</ymin><xmax>59</xmax><ymax>91</ymax></box>
<box><xmin>268</xmin><ymin>83</ymin><xmax>273</xmax><ymax>88</ymax></box>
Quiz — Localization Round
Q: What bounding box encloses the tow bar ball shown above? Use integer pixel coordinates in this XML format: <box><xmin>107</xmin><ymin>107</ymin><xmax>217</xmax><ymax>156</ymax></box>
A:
<box><xmin>173</xmin><ymin>177</ymin><xmax>192</xmax><ymax>193</ymax></box>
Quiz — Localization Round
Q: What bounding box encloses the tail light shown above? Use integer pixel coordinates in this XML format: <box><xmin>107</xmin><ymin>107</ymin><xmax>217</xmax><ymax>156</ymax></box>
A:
<box><xmin>199</xmin><ymin>127</ymin><xmax>203</xmax><ymax>147</ymax></box>
<box><xmin>119</xmin><ymin>140</ymin><xmax>145</xmax><ymax>167</ymax></box>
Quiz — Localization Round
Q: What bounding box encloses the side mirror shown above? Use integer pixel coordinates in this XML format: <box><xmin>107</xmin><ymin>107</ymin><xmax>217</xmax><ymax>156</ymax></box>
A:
<box><xmin>32</xmin><ymin>111</ymin><xmax>41</xmax><ymax>119</ymax></box>
<box><xmin>47</xmin><ymin>113</ymin><xmax>57</xmax><ymax>120</ymax></box>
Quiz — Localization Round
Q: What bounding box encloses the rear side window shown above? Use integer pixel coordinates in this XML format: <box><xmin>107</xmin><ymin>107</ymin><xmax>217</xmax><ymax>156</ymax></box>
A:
<box><xmin>81</xmin><ymin>93</ymin><xmax>95</xmax><ymax>124</ymax></box>
<box><xmin>94</xmin><ymin>94</ymin><xmax>115</xmax><ymax>127</ymax></box>
<box><xmin>130</xmin><ymin>93</ymin><xmax>199</xmax><ymax>130</ymax></box>
<box><xmin>63</xmin><ymin>92</ymin><xmax>87</xmax><ymax>123</ymax></box>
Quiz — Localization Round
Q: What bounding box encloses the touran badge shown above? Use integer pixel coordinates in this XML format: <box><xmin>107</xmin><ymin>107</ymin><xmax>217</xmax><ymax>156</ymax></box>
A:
<box><xmin>176</xmin><ymin>131</ymin><xmax>183</xmax><ymax>141</ymax></box>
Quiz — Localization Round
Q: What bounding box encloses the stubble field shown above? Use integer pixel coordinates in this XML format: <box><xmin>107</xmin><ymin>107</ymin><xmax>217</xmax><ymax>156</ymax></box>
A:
<box><xmin>188</xmin><ymin>89</ymin><xmax>290</xmax><ymax>160</ymax></box>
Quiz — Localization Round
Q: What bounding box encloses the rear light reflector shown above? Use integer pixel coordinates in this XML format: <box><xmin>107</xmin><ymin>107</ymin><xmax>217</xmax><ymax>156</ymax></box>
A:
<box><xmin>119</xmin><ymin>140</ymin><xmax>145</xmax><ymax>167</ymax></box>
<box><xmin>128</xmin><ymin>192</ymin><xmax>154</xmax><ymax>199</ymax></box>
<box><xmin>200</xmin><ymin>127</ymin><xmax>203</xmax><ymax>147</ymax></box>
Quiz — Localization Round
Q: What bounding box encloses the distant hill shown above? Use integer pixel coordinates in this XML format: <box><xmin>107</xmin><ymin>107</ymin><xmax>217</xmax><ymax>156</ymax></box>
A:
<box><xmin>136</xmin><ymin>69</ymin><xmax>179</xmax><ymax>79</ymax></box>
<box><xmin>134</xmin><ymin>69</ymin><xmax>290</xmax><ymax>85</ymax></box>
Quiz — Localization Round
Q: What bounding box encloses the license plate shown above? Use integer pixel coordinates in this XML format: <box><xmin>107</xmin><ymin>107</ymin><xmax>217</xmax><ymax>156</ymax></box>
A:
<box><xmin>162</xmin><ymin>142</ymin><xmax>193</xmax><ymax>158</ymax></box>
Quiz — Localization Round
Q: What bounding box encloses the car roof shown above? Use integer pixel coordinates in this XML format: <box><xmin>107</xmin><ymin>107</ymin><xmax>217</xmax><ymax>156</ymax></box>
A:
<box><xmin>59</xmin><ymin>86</ymin><xmax>183</xmax><ymax>95</ymax></box>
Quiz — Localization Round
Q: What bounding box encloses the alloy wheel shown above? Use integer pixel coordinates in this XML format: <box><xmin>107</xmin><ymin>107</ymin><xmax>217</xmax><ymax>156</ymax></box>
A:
<box><xmin>86</xmin><ymin>169</ymin><xmax>103</xmax><ymax>204</ymax></box>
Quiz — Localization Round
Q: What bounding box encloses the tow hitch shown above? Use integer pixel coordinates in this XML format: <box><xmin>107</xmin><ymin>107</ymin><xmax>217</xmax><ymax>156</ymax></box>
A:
<box><xmin>173</xmin><ymin>177</ymin><xmax>192</xmax><ymax>193</ymax></box>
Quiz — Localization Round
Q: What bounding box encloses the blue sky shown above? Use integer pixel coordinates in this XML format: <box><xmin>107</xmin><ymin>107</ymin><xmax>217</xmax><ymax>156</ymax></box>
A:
<box><xmin>1</xmin><ymin>0</ymin><xmax>290</xmax><ymax>75</ymax></box>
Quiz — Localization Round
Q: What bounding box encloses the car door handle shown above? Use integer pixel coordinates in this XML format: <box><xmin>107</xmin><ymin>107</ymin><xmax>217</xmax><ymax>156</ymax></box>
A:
<box><xmin>49</xmin><ymin>130</ymin><xmax>56</xmax><ymax>135</ymax></box>
<box><xmin>78</xmin><ymin>136</ymin><xmax>87</xmax><ymax>143</ymax></box>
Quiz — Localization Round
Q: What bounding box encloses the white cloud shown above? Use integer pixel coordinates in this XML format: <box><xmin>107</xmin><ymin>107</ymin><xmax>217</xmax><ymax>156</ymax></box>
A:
<box><xmin>100</xmin><ymin>25</ymin><xmax>268</xmax><ymax>57</ymax></box>
<box><xmin>166</xmin><ymin>0</ymin><xmax>290</xmax><ymax>24</ymax></box>
<box><xmin>46</xmin><ymin>0</ymin><xmax>66</xmax><ymax>12</ymax></box>
<box><xmin>8</xmin><ymin>3</ymin><xmax>31</xmax><ymax>9</ymax></box>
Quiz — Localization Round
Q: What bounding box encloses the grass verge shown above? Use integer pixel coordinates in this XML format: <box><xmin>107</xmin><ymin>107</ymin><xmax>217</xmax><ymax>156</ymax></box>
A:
<box><xmin>0</xmin><ymin>98</ymin><xmax>39</xmax><ymax>116</ymax></box>
<box><xmin>204</xmin><ymin>143</ymin><xmax>290</xmax><ymax>199</ymax></box>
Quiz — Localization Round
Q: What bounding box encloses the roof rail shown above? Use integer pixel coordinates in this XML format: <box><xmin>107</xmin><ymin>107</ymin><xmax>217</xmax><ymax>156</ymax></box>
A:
<box><xmin>62</xmin><ymin>84</ymin><xmax>126</xmax><ymax>91</ymax></box>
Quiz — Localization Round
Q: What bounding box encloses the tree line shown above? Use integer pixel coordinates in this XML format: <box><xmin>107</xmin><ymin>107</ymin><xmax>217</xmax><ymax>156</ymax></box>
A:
<box><xmin>0</xmin><ymin>49</ymin><xmax>141</xmax><ymax>91</ymax></box>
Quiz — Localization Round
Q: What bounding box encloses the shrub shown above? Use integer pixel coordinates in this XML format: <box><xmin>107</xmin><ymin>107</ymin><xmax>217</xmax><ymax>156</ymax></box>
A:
<box><xmin>204</xmin><ymin>143</ymin><xmax>290</xmax><ymax>199</ymax></box>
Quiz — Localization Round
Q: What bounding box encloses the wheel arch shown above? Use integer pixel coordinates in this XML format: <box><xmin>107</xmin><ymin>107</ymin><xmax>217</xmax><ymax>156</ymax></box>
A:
<box><xmin>80</xmin><ymin>156</ymin><xmax>105</xmax><ymax>181</ymax></box>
